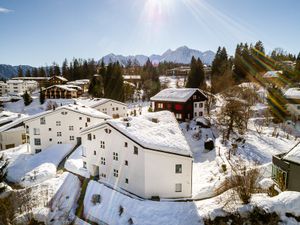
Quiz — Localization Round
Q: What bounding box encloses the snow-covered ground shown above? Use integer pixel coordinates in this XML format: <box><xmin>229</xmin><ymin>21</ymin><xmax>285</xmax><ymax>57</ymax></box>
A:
<box><xmin>83</xmin><ymin>180</ymin><xmax>300</xmax><ymax>225</ymax></box>
<box><xmin>4</xmin><ymin>144</ymin><xmax>73</xmax><ymax>187</ymax></box>
<box><xmin>4</xmin><ymin>97</ymin><xmax>75</xmax><ymax>115</ymax></box>
<box><xmin>64</xmin><ymin>145</ymin><xmax>90</xmax><ymax>178</ymax></box>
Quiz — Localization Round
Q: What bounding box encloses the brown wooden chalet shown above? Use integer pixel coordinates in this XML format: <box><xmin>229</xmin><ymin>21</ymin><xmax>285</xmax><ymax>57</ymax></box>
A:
<box><xmin>150</xmin><ymin>88</ymin><xmax>207</xmax><ymax>121</ymax></box>
<box><xmin>48</xmin><ymin>76</ymin><xmax>68</xmax><ymax>86</ymax></box>
<box><xmin>42</xmin><ymin>85</ymin><xmax>83</xmax><ymax>99</ymax></box>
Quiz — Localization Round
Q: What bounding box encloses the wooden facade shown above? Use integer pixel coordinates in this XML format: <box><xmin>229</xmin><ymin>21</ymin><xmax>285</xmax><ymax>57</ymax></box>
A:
<box><xmin>48</xmin><ymin>76</ymin><xmax>68</xmax><ymax>86</ymax></box>
<box><xmin>42</xmin><ymin>85</ymin><xmax>83</xmax><ymax>99</ymax></box>
<box><xmin>151</xmin><ymin>89</ymin><xmax>207</xmax><ymax>121</ymax></box>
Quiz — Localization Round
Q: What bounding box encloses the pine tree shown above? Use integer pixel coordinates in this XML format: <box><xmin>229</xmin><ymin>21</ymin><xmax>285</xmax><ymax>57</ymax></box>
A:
<box><xmin>23</xmin><ymin>91</ymin><xmax>32</xmax><ymax>106</ymax></box>
<box><xmin>32</xmin><ymin>68</ymin><xmax>38</xmax><ymax>77</ymax></box>
<box><xmin>38</xmin><ymin>67</ymin><xmax>46</xmax><ymax>77</ymax></box>
<box><xmin>25</xmin><ymin>69</ymin><xmax>31</xmax><ymax>77</ymax></box>
<box><xmin>17</xmin><ymin>66</ymin><xmax>23</xmax><ymax>77</ymax></box>
<box><xmin>186</xmin><ymin>57</ymin><xmax>205</xmax><ymax>88</ymax></box>
<box><xmin>62</xmin><ymin>59</ymin><xmax>69</xmax><ymax>79</ymax></box>
<box><xmin>39</xmin><ymin>88</ymin><xmax>45</xmax><ymax>104</ymax></box>
<box><xmin>53</xmin><ymin>63</ymin><xmax>60</xmax><ymax>76</ymax></box>
<box><xmin>296</xmin><ymin>53</ymin><xmax>300</xmax><ymax>72</ymax></box>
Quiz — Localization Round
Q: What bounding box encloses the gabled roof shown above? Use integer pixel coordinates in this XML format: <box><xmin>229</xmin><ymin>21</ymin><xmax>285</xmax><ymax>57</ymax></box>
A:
<box><xmin>24</xmin><ymin>104</ymin><xmax>111</xmax><ymax>123</ymax></box>
<box><xmin>76</xmin><ymin>98</ymin><xmax>127</xmax><ymax>107</ymax></box>
<box><xmin>283</xmin><ymin>142</ymin><xmax>300</xmax><ymax>165</ymax></box>
<box><xmin>0</xmin><ymin>115</ymin><xmax>28</xmax><ymax>133</ymax></box>
<box><xmin>49</xmin><ymin>76</ymin><xmax>68</xmax><ymax>82</ymax></box>
<box><xmin>284</xmin><ymin>88</ymin><xmax>300</xmax><ymax>100</ymax></box>
<box><xmin>81</xmin><ymin>111</ymin><xmax>192</xmax><ymax>157</ymax></box>
<box><xmin>44</xmin><ymin>85</ymin><xmax>82</xmax><ymax>92</ymax></box>
<box><xmin>150</xmin><ymin>88</ymin><xmax>207</xmax><ymax>102</ymax></box>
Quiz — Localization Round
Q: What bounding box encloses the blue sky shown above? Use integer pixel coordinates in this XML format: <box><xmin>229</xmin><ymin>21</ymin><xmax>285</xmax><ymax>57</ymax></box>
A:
<box><xmin>0</xmin><ymin>0</ymin><xmax>299</xmax><ymax>67</ymax></box>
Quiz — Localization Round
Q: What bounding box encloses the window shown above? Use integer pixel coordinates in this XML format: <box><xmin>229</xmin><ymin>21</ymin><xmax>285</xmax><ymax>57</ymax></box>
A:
<box><xmin>112</xmin><ymin>107</ymin><xmax>115</xmax><ymax>111</ymax></box>
<box><xmin>199</xmin><ymin>112</ymin><xmax>203</xmax><ymax>116</ymax></box>
<box><xmin>194</xmin><ymin>104</ymin><xmax>197</xmax><ymax>108</ymax></box>
<box><xmin>69</xmin><ymin>126</ymin><xmax>74</xmax><ymax>131</ymax></box>
<box><xmin>297</xmin><ymin>106</ymin><xmax>300</xmax><ymax>110</ymax></box>
<box><xmin>83</xmin><ymin>161</ymin><xmax>87</xmax><ymax>168</ymax></box>
<box><xmin>124</xmin><ymin>142</ymin><xmax>128</xmax><ymax>147</ymax></box>
<box><xmin>34</xmin><ymin>138</ymin><xmax>41</xmax><ymax>145</ymax></box>
<box><xmin>100</xmin><ymin>141</ymin><xmax>105</xmax><ymax>149</ymax></box>
<box><xmin>56</xmin><ymin>121</ymin><xmax>61</xmax><ymax>126</ymax></box>
<box><xmin>87</xmin><ymin>117</ymin><xmax>90</xmax><ymax>122</ymax></box>
<box><xmin>79</xmin><ymin>117</ymin><xmax>82</xmax><ymax>120</ymax></box>
<box><xmin>175</xmin><ymin>164</ymin><xmax>182</xmax><ymax>174</ymax></box>
<box><xmin>101</xmin><ymin>157</ymin><xmax>106</xmax><ymax>165</ymax></box>
<box><xmin>194</xmin><ymin>112</ymin><xmax>197</xmax><ymax>117</ymax></box>
<box><xmin>125</xmin><ymin>178</ymin><xmax>129</xmax><ymax>184</ymax></box>
<box><xmin>101</xmin><ymin>173</ymin><xmax>106</xmax><ymax>178</ymax></box>
<box><xmin>49</xmin><ymin>138</ymin><xmax>52</xmax><ymax>142</ymax></box>
<box><xmin>175</xmin><ymin>104</ymin><xmax>183</xmax><ymax>110</ymax></box>
<box><xmin>57</xmin><ymin>141</ymin><xmax>62</xmax><ymax>144</ymax></box>
<box><xmin>61</xmin><ymin>111</ymin><xmax>68</xmax><ymax>115</ymax></box>
<box><xmin>157</xmin><ymin>103</ymin><xmax>164</xmax><ymax>109</ymax></box>
<box><xmin>87</xmin><ymin>133</ymin><xmax>92</xmax><ymax>140</ymax></box>
<box><xmin>57</xmin><ymin>132</ymin><xmax>62</xmax><ymax>137</ymax></box>
<box><xmin>105</xmin><ymin>128</ymin><xmax>112</xmax><ymax>134</ymax></box>
<box><xmin>35</xmin><ymin>149</ymin><xmax>42</xmax><ymax>154</ymax></box>
<box><xmin>113</xmin><ymin>169</ymin><xmax>118</xmax><ymax>177</ymax></box>
<box><xmin>134</xmin><ymin>146</ymin><xmax>138</xmax><ymax>155</ymax></box>
<box><xmin>49</xmin><ymin>128</ymin><xmax>52</xmax><ymax>131</ymax></box>
<box><xmin>175</xmin><ymin>113</ymin><xmax>182</xmax><ymax>120</ymax></box>
<box><xmin>70</xmin><ymin>136</ymin><xmax>74</xmax><ymax>141</ymax></box>
<box><xmin>193</xmin><ymin>95</ymin><xmax>197</xmax><ymax>100</ymax></box>
<box><xmin>94</xmin><ymin>150</ymin><xmax>96</xmax><ymax>155</ymax></box>
<box><xmin>93</xmin><ymin>135</ymin><xmax>96</xmax><ymax>139</ymax></box>
<box><xmin>113</xmin><ymin>152</ymin><xmax>119</xmax><ymax>161</ymax></box>
<box><xmin>175</xmin><ymin>183</ymin><xmax>182</xmax><ymax>192</ymax></box>
<box><xmin>116</xmin><ymin>107</ymin><xmax>119</xmax><ymax>111</ymax></box>
<box><xmin>199</xmin><ymin>103</ymin><xmax>203</xmax><ymax>108</ymax></box>
<box><xmin>125</xmin><ymin>160</ymin><xmax>128</xmax><ymax>166</ymax></box>
<box><xmin>33</xmin><ymin>128</ymin><xmax>40</xmax><ymax>135</ymax></box>
<box><xmin>40</xmin><ymin>117</ymin><xmax>46</xmax><ymax>125</ymax></box>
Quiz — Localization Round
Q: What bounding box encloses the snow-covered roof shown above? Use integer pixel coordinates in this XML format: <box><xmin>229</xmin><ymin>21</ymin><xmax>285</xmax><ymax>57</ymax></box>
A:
<box><xmin>82</xmin><ymin>111</ymin><xmax>192</xmax><ymax>157</ymax></box>
<box><xmin>0</xmin><ymin>111</ymin><xmax>25</xmax><ymax>126</ymax></box>
<box><xmin>283</xmin><ymin>142</ymin><xmax>300</xmax><ymax>164</ymax></box>
<box><xmin>284</xmin><ymin>88</ymin><xmax>300</xmax><ymax>100</ymax></box>
<box><xmin>44</xmin><ymin>85</ymin><xmax>82</xmax><ymax>92</ymax></box>
<box><xmin>150</xmin><ymin>88</ymin><xmax>207</xmax><ymax>102</ymax></box>
<box><xmin>76</xmin><ymin>98</ymin><xmax>127</xmax><ymax>107</ymax></box>
<box><xmin>50</xmin><ymin>76</ymin><xmax>68</xmax><ymax>82</ymax></box>
<box><xmin>12</xmin><ymin>77</ymin><xmax>50</xmax><ymax>80</ymax></box>
<box><xmin>123</xmin><ymin>75</ymin><xmax>141</xmax><ymax>80</ymax></box>
<box><xmin>263</xmin><ymin>71</ymin><xmax>283</xmax><ymax>78</ymax></box>
<box><xmin>7</xmin><ymin>79</ymin><xmax>24</xmax><ymax>84</ymax></box>
<box><xmin>0</xmin><ymin>115</ymin><xmax>28</xmax><ymax>133</ymax></box>
<box><xmin>24</xmin><ymin>104</ymin><xmax>111</xmax><ymax>123</ymax></box>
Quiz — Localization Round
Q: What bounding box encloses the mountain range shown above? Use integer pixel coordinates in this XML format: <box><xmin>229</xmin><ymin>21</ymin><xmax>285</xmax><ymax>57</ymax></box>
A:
<box><xmin>101</xmin><ymin>46</ymin><xmax>215</xmax><ymax>66</ymax></box>
<box><xmin>0</xmin><ymin>46</ymin><xmax>215</xmax><ymax>79</ymax></box>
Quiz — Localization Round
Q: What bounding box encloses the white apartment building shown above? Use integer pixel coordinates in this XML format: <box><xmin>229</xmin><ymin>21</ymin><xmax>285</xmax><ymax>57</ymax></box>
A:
<box><xmin>0</xmin><ymin>112</ymin><xmax>27</xmax><ymax>150</ymax></box>
<box><xmin>0</xmin><ymin>81</ymin><xmax>7</xmax><ymax>96</ymax></box>
<box><xmin>77</xmin><ymin>98</ymin><xmax>128</xmax><ymax>118</ymax></box>
<box><xmin>7</xmin><ymin>79</ymin><xmax>38</xmax><ymax>95</ymax></box>
<box><xmin>24</xmin><ymin>104</ymin><xmax>111</xmax><ymax>154</ymax></box>
<box><xmin>81</xmin><ymin>111</ymin><xmax>193</xmax><ymax>199</ymax></box>
<box><xmin>284</xmin><ymin>88</ymin><xmax>300</xmax><ymax>120</ymax></box>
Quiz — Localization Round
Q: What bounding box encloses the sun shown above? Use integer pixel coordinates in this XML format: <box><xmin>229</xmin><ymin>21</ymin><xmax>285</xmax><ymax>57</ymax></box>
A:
<box><xmin>144</xmin><ymin>0</ymin><xmax>174</xmax><ymax>23</ymax></box>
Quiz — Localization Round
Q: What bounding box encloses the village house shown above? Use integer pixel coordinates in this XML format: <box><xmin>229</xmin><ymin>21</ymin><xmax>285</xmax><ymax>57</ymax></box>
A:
<box><xmin>166</xmin><ymin>66</ymin><xmax>191</xmax><ymax>76</ymax></box>
<box><xmin>42</xmin><ymin>85</ymin><xmax>83</xmax><ymax>99</ymax></box>
<box><xmin>283</xmin><ymin>88</ymin><xmax>300</xmax><ymax>120</ymax></box>
<box><xmin>12</xmin><ymin>76</ymin><xmax>50</xmax><ymax>87</ymax></box>
<box><xmin>48</xmin><ymin>75</ymin><xmax>68</xmax><ymax>86</ymax></box>
<box><xmin>6</xmin><ymin>79</ymin><xmax>38</xmax><ymax>95</ymax></box>
<box><xmin>263</xmin><ymin>70</ymin><xmax>284</xmax><ymax>88</ymax></box>
<box><xmin>0</xmin><ymin>81</ymin><xmax>7</xmax><ymax>96</ymax></box>
<box><xmin>0</xmin><ymin>114</ymin><xmax>27</xmax><ymax>150</ymax></box>
<box><xmin>24</xmin><ymin>104</ymin><xmax>110</xmax><ymax>154</ymax></box>
<box><xmin>123</xmin><ymin>75</ymin><xmax>141</xmax><ymax>89</ymax></box>
<box><xmin>67</xmin><ymin>79</ymin><xmax>90</xmax><ymax>93</ymax></box>
<box><xmin>150</xmin><ymin>88</ymin><xmax>207</xmax><ymax>121</ymax></box>
<box><xmin>272</xmin><ymin>142</ymin><xmax>300</xmax><ymax>192</ymax></box>
<box><xmin>81</xmin><ymin>111</ymin><xmax>192</xmax><ymax>199</ymax></box>
<box><xmin>77</xmin><ymin>98</ymin><xmax>128</xmax><ymax>118</ymax></box>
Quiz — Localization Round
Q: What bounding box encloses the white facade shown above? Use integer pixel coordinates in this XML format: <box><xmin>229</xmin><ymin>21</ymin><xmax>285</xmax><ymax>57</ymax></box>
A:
<box><xmin>24</xmin><ymin>105</ymin><xmax>110</xmax><ymax>154</ymax></box>
<box><xmin>81</xmin><ymin>111</ymin><xmax>193</xmax><ymax>199</ymax></box>
<box><xmin>284</xmin><ymin>88</ymin><xmax>300</xmax><ymax>120</ymax></box>
<box><xmin>0</xmin><ymin>81</ymin><xmax>7</xmax><ymax>96</ymax></box>
<box><xmin>193</xmin><ymin>101</ymin><xmax>205</xmax><ymax>117</ymax></box>
<box><xmin>77</xmin><ymin>98</ymin><xmax>128</xmax><ymax>118</ymax></box>
<box><xmin>7</xmin><ymin>79</ymin><xmax>38</xmax><ymax>95</ymax></box>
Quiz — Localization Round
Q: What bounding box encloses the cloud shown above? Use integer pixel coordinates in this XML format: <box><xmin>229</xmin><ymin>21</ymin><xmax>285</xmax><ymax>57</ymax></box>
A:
<box><xmin>0</xmin><ymin>7</ymin><xmax>13</xmax><ymax>14</ymax></box>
